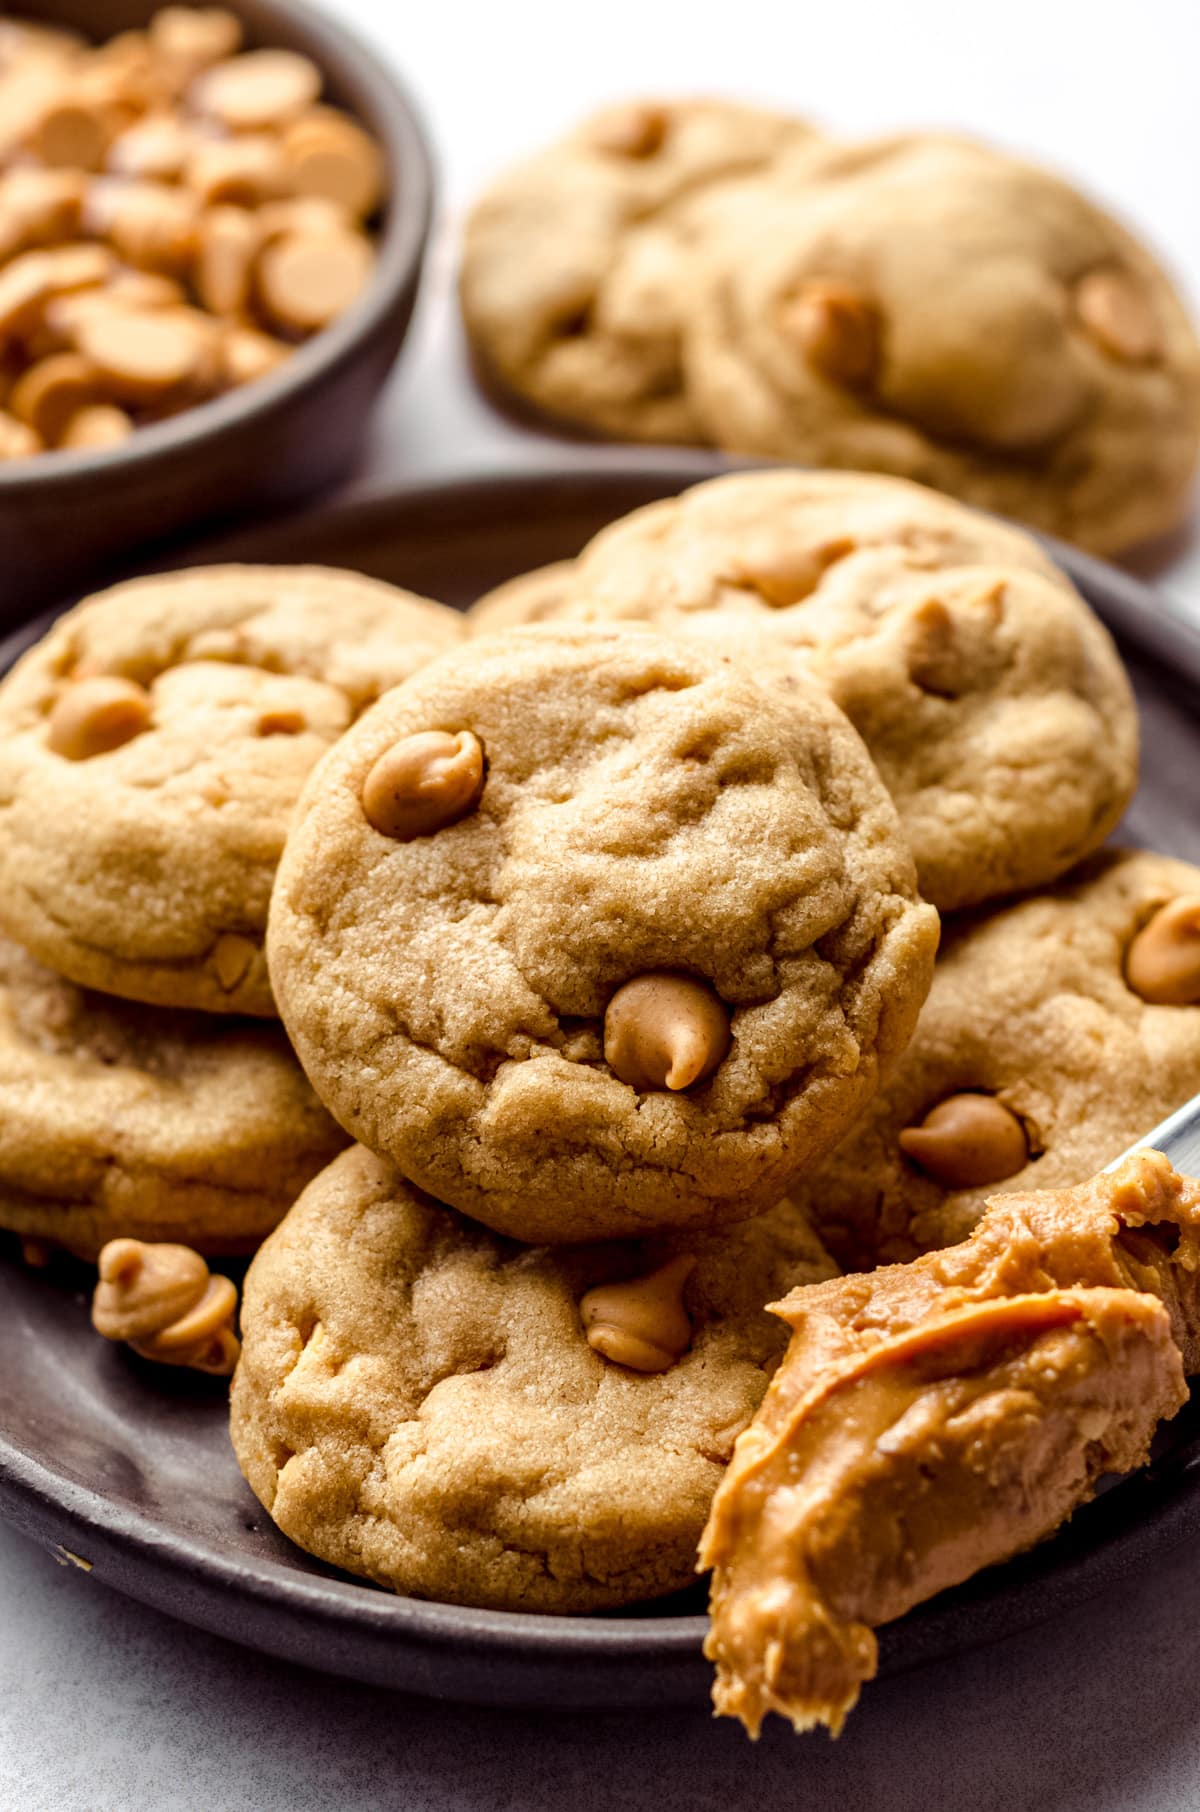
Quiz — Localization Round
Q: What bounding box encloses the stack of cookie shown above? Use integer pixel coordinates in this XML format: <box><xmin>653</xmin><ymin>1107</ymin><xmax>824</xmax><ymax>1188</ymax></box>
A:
<box><xmin>461</xmin><ymin>106</ymin><xmax>1200</xmax><ymax>557</ymax></box>
<box><xmin>5</xmin><ymin>469</ymin><xmax>1200</xmax><ymax>1729</ymax></box>
<box><xmin>0</xmin><ymin>563</ymin><xmax>463</xmax><ymax>1333</ymax></box>
<box><xmin>222</xmin><ymin>466</ymin><xmax>1200</xmax><ymax>1632</ymax></box>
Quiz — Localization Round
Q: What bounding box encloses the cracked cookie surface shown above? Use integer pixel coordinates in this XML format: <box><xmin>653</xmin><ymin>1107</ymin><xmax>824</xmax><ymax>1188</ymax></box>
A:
<box><xmin>0</xmin><ymin>565</ymin><xmax>464</xmax><ymax>1015</ymax></box>
<box><xmin>230</xmin><ymin>1142</ymin><xmax>837</xmax><ymax>1612</ymax></box>
<box><xmin>505</xmin><ymin>470</ymin><xmax>1139</xmax><ymax>911</ymax></box>
<box><xmin>683</xmin><ymin>134</ymin><xmax>1200</xmax><ymax>555</ymax></box>
<box><xmin>459</xmin><ymin>98</ymin><xmax>816</xmax><ymax>442</ymax></box>
<box><xmin>791</xmin><ymin>850</ymin><xmax>1200</xmax><ymax>1271</ymax></box>
<box><xmin>0</xmin><ymin>932</ymin><xmax>345</xmax><ymax>1260</ymax></box>
<box><xmin>267</xmin><ymin>624</ymin><xmax>938</xmax><ymax>1242</ymax></box>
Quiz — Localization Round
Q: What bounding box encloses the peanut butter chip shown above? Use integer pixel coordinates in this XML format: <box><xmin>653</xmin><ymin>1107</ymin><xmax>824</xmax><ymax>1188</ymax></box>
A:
<box><xmin>1076</xmin><ymin>268</ymin><xmax>1162</xmax><ymax>364</ymax></box>
<box><xmin>10</xmin><ymin>352</ymin><xmax>98</xmax><ymax>443</ymax></box>
<box><xmin>92</xmin><ymin>1237</ymin><xmax>240</xmax><ymax>1375</ymax></box>
<box><xmin>580</xmin><ymin>1254</ymin><xmax>696</xmax><ymax>1373</ymax></box>
<box><xmin>192</xmin><ymin>49</ymin><xmax>322</xmax><ymax>131</ymax></box>
<box><xmin>604</xmin><ymin>972</ymin><xmax>731</xmax><ymax>1092</ymax></box>
<box><xmin>782</xmin><ymin>279</ymin><xmax>881</xmax><ymax>387</ymax></box>
<box><xmin>47</xmin><ymin>675</ymin><xmax>151</xmax><ymax>759</ymax></box>
<box><xmin>58</xmin><ymin>402</ymin><xmax>134</xmax><ymax>449</ymax></box>
<box><xmin>34</xmin><ymin>102</ymin><xmax>111</xmax><ymax>171</ymax></box>
<box><xmin>211</xmin><ymin>931</ymin><xmax>258</xmax><ymax>993</ymax></box>
<box><xmin>590</xmin><ymin>103</ymin><xmax>669</xmax><ymax>159</ymax></box>
<box><xmin>898</xmin><ymin>1092</ymin><xmax>1029</xmax><ymax>1189</ymax></box>
<box><xmin>362</xmin><ymin>730</ymin><xmax>485</xmax><ymax>840</ymax></box>
<box><xmin>733</xmin><ymin>535</ymin><xmax>855</xmax><ymax>607</ymax></box>
<box><xmin>283</xmin><ymin>111</ymin><xmax>383</xmax><ymax>217</ymax></box>
<box><xmin>256</xmin><ymin>229</ymin><xmax>373</xmax><ymax>332</ymax></box>
<box><xmin>1126</xmin><ymin>896</ymin><xmax>1200</xmax><ymax>1005</ymax></box>
<box><xmin>76</xmin><ymin>307</ymin><xmax>206</xmax><ymax>397</ymax></box>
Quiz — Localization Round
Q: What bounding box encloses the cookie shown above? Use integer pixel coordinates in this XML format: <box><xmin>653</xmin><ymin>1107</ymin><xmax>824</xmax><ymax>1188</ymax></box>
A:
<box><xmin>466</xmin><ymin>560</ymin><xmax>579</xmax><ymax>634</ymax></box>
<box><xmin>459</xmin><ymin>99</ymin><xmax>815</xmax><ymax>443</ymax></box>
<box><xmin>0</xmin><ymin>931</ymin><xmax>345</xmax><ymax>1261</ymax></box>
<box><xmin>539</xmin><ymin>470</ymin><xmax>1140</xmax><ymax>912</ymax></box>
<box><xmin>230</xmin><ymin>1141</ymin><xmax>837</xmax><ymax>1611</ymax></box>
<box><xmin>682</xmin><ymin>134</ymin><xmax>1200</xmax><ymax>555</ymax></box>
<box><xmin>791</xmin><ymin>850</ymin><xmax>1200</xmax><ymax>1271</ymax></box>
<box><xmin>267</xmin><ymin>625</ymin><xmax>939</xmax><ymax>1243</ymax></box>
<box><xmin>0</xmin><ymin>564</ymin><xmax>464</xmax><ymax>1016</ymax></box>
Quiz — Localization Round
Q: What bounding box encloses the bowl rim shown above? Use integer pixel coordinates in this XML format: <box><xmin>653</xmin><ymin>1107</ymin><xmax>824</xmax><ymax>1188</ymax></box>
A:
<box><xmin>0</xmin><ymin>0</ymin><xmax>436</xmax><ymax>498</ymax></box>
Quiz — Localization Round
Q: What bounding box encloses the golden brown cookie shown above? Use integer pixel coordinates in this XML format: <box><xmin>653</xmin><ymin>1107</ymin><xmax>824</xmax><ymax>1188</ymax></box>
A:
<box><xmin>0</xmin><ymin>932</ymin><xmax>345</xmax><ymax>1260</ymax></box>
<box><xmin>267</xmin><ymin>624</ymin><xmax>938</xmax><ymax>1242</ymax></box>
<box><xmin>682</xmin><ymin>134</ymin><xmax>1200</xmax><ymax>555</ymax></box>
<box><xmin>529</xmin><ymin>470</ymin><xmax>1139</xmax><ymax>912</ymax></box>
<box><xmin>792</xmin><ymin>850</ymin><xmax>1200</xmax><ymax>1270</ymax></box>
<box><xmin>230</xmin><ymin>1142</ymin><xmax>837</xmax><ymax>1611</ymax></box>
<box><xmin>0</xmin><ymin>565</ymin><xmax>463</xmax><ymax>1015</ymax></box>
<box><xmin>466</xmin><ymin>560</ymin><xmax>579</xmax><ymax>634</ymax></box>
<box><xmin>459</xmin><ymin>99</ymin><xmax>816</xmax><ymax>443</ymax></box>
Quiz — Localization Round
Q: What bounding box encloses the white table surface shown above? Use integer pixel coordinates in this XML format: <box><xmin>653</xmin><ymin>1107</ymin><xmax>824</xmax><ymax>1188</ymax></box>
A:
<box><xmin>5</xmin><ymin>3</ymin><xmax>1200</xmax><ymax>1805</ymax></box>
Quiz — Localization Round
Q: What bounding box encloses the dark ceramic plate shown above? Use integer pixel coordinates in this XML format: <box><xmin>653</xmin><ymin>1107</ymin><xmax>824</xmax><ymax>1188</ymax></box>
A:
<box><xmin>2</xmin><ymin>459</ymin><xmax>1200</xmax><ymax>1709</ymax></box>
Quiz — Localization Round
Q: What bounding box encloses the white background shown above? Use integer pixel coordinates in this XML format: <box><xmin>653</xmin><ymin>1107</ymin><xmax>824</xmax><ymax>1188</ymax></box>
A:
<box><xmin>5</xmin><ymin>3</ymin><xmax>1200</xmax><ymax>1807</ymax></box>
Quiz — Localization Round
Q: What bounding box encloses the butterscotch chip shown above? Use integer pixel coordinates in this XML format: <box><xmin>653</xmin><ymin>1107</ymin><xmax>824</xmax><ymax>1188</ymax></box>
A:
<box><xmin>104</xmin><ymin>268</ymin><xmax>186</xmax><ymax>309</ymax></box>
<box><xmin>93</xmin><ymin>1237</ymin><xmax>240</xmax><ymax>1374</ymax></box>
<box><xmin>191</xmin><ymin>48</ymin><xmax>322</xmax><ymax>131</ymax></box>
<box><xmin>256</xmin><ymin>195</ymin><xmax>350</xmax><ymax>243</ymax></box>
<box><xmin>0</xmin><ymin>167</ymin><xmax>84</xmax><ymax>246</ymax></box>
<box><xmin>75</xmin><ymin>305</ymin><xmax>209</xmax><ymax>398</ymax></box>
<box><xmin>33</xmin><ymin>100</ymin><xmax>112</xmax><ymax>171</ymax></box>
<box><xmin>604</xmin><ymin>972</ymin><xmax>731</xmax><ymax>1092</ymax></box>
<box><xmin>149</xmin><ymin>6</ymin><xmax>243</xmax><ymax>76</ymax></box>
<box><xmin>1076</xmin><ymin>267</ymin><xmax>1161</xmax><ymax>364</ymax></box>
<box><xmin>58</xmin><ymin>402</ymin><xmax>134</xmax><ymax>450</ymax></box>
<box><xmin>1126</xmin><ymin>897</ymin><xmax>1200</xmax><ymax>1005</ymax></box>
<box><xmin>196</xmin><ymin>206</ymin><xmax>260</xmax><ymax>316</ymax></box>
<box><xmin>897</xmin><ymin>1093</ymin><xmax>1028</xmax><ymax>1189</ymax></box>
<box><xmin>0</xmin><ymin>244</ymin><xmax>112</xmax><ymax>339</ymax></box>
<box><xmin>231</xmin><ymin>1144</ymin><xmax>837</xmax><ymax>1611</ymax></box>
<box><xmin>580</xmin><ymin>1253</ymin><xmax>695</xmax><ymax>1372</ymax></box>
<box><xmin>186</xmin><ymin>135</ymin><xmax>288</xmax><ymax>208</ymax></box>
<box><xmin>361</xmin><ymin>729</ymin><xmax>485</xmax><ymax>840</ymax></box>
<box><xmin>781</xmin><ymin>280</ymin><xmax>880</xmax><ymax>387</ymax></box>
<box><xmin>107</xmin><ymin>111</ymin><xmax>195</xmax><ymax>181</ymax></box>
<box><xmin>268</xmin><ymin>627</ymin><xmax>937</xmax><ymax>1242</ymax></box>
<box><xmin>93</xmin><ymin>1236</ymin><xmax>209</xmax><ymax>1340</ymax></box>
<box><xmin>589</xmin><ymin>103</ymin><xmax>670</xmax><ymax>159</ymax></box>
<box><xmin>85</xmin><ymin>178</ymin><xmax>199</xmax><ymax>274</ymax></box>
<box><xmin>283</xmin><ymin>109</ymin><xmax>384</xmax><ymax>217</ymax></box>
<box><xmin>0</xmin><ymin>410</ymin><xmax>41</xmax><ymax>459</ymax></box>
<box><xmin>211</xmin><ymin>931</ymin><xmax>257</xmax><ymax>992</ymax></box>
<box><xmin>10</xmin><ymin>352</ymin><xmax>99</xmax><ymax>443</ymax></box>
<box><xmin>256</xmin><ymin>229</ymin><xmax>373</xmax><ymax>332</ymax></box>
<box><xmin>48</xmin><ymin>675</ymin><xmax>152</xmax><ymax>760</ymax></box>
<box><xmin>219</xmin><ymin>324</ymin><xmax>288</xmax><ymax>388</ymax></box>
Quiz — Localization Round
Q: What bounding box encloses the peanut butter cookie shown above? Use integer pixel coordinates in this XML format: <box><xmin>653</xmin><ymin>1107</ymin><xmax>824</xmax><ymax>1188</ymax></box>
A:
<box><xmin>683</xmin><ymin>135</ymin><xmax>1200</xmax><ymax>555</ymax></box>
<box><xmin>230</xmin><ymin>1142</ymin><xmax>837</xmax><ymax>1612</ymax></box>
<box><xmin>0</xmin><ymin>564</ymin><xmax>463</xmax><ymax>1015</ymax></box>
<box><xmin>267</xmin><ymin>625</ymin><xmax>938</xmax><ymax>1242</ymax></box>
<box><xmin>524</xmin><ymin>470</ymin><xmax>1139</xmax><ymax>912</ymax></box>
<box><xmin>0</xmin><ymin>931</ymin><xmax>345</xmax><ymax>1261</ymax></box>
<box><xmin>792</xmin><ymin>850</ymin><xmax>1200</xmax><ymax>1270</ymax></box>
<box><xmin>459</xmin><ymin>99</ymin><xmax>816</xmax><ymax>443</ymax></box>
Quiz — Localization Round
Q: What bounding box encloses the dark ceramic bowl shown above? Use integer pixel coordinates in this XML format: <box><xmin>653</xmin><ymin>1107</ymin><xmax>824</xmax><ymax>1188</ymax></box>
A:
<box><xmin>0</xmin><ymin>0</ymin><xmax>435</xmax><ymax>612</ymax></box>
<box><xmin>4</xmin><ymin>460</ymin><xmax>1200</xmax><ymax>1708</ymax></box>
